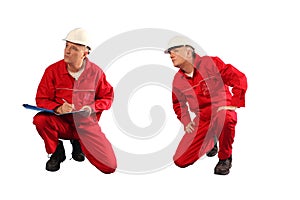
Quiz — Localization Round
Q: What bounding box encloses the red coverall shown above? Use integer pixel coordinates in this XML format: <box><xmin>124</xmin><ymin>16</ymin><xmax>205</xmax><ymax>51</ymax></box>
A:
<box><xmin>33</xmin><ymin>58</ymin><xmax>117</xmax><ymax>173</ymax></box>
<box><xmin>172</xmin><ymin>54</ymin><xmax>247</xmax><ymax>167</ymax></box>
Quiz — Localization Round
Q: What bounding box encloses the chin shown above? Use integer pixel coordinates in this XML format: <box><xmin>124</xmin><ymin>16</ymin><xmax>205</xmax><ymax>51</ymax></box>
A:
<box><xmin>172</xmin><ymin>62</ymin><xmax>179</xmax><ymax>67</ymax></box>
<box><xmin>64</xmin><ymin>58</ymin><xmax>70</xmax><ymax>63</ymax></box>
<box><xmin>174</xmin><ymin>61</ymin><xmax>182</xmax><ymax>67</ymax></box>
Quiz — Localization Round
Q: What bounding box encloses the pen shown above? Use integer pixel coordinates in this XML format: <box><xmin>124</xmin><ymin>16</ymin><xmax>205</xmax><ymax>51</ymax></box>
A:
<box><xmin>62</xmin><ymin>98</ymin><xmax>75</xmax><ymax>110</ymax></box>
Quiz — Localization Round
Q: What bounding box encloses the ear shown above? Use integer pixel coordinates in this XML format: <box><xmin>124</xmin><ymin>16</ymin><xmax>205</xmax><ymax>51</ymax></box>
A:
<box><xmin>82</xmin><ymin>51</ymin><xmax>88</xmax><ymax>58</ymax></box>
<box><xmin>186</xmin><ymin>49</ymin><xmax>193</xmax><ymax>59</ymax></box>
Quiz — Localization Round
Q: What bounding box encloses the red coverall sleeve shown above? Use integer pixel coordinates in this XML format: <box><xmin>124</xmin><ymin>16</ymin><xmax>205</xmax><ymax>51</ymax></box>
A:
<box><xmin>94</xmin><ymin>71</ymin><xmax>114</xmax><ymax>112</ymax></box>
<box><xmin>35</xmin><ymin>68</ymin><xmax>61</xmax><ymax>110</ymax></box>
<box><xmin>172</xmin><ymin>87</ymin><xmax>191</xmax><ymax>127</ymax></box>
<box><xmin>212</xmin><ymin>57</ymin><xmax>248</xmax><ymax>107</ymax></box>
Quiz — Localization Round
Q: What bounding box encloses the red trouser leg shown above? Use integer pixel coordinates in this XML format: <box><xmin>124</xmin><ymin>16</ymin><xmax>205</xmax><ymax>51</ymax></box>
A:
<box><xmin>76</xmin><ymin>122</ymin><xmax>117</xmax><ymax>174</ymax></box>
<box><xmin>173</xmin><ymin>119</ymin><xmax>215</xmax><ymax>168</ymax></box>
<box><xmin>34</xmin><ymin>113</ymin><xmax>117</xmax><ymax>173</ymax></box>
<box><xmin>72</xmin><ymin>115</ymin><xmax>117</xmax><ymax>174</ymax></box>
<box><xmin>33</xmin><ymin>112</ymin><xmax>78</xmax><ymax>154</ymax></box>
<box><xmin>214</xmin><ymin>110</ymin><xmax>237</xmax><ymax>160</ymax></box>
<box><xmin>173</xmin><ymin>109</ymin><xmax>237</xmax><ymax>167</ymax></box>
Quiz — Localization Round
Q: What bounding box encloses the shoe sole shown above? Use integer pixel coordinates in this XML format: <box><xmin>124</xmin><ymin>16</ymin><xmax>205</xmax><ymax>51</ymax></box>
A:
<box><xmin>214</xmin><ymin>170</ymin><xmax>230</xmax><ymax>175</ymax></box>
<box><xmin>72</xmin><ymin>157</ymin><xmax>85</xmax><ymax>162</ymax></box>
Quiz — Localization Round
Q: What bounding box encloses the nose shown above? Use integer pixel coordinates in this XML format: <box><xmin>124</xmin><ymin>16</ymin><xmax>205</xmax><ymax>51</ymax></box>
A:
<box><xmin>65</xmin><ymin>46</ymin><xmax>70</xmax><ymax>54</ymax></box>
<box><xmin>170</xmin><ymin>52</ymin><xmax>175</xmax><ymax>59</ymax></box>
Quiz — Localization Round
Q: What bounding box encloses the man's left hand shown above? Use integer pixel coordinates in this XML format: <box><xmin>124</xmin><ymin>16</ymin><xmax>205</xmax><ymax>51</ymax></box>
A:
<box><xmin>80</xmin><ymin>105</ymin><xmax>92</xmax><ymax>117</ymax></box>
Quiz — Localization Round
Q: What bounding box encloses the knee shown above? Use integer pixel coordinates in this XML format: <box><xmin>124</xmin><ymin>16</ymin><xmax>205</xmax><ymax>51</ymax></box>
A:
<box><xmin>33</xmin><ymin>113</ymin><xmax>49</xmax><ymax>128</ymax></box>
<box><xmin>33</xmin><ymin>113</ymin><xmax>55</xmax><ymax>130</ymax></box>
<box><xmin>101</xmin><ymin>162</ymin><xmax>117</xmax><ymax>174</ymax></box>
<box><xmin>174</xmin><ymin>160</ymin><xmax>186</xmax><ymax>168</ymax></box>
<box><xmin>102</xmin><ymin>166</ymin><xmax>117</xmax><ymax>174</ymax></box>
<box><xmin>173</xmin><ymin>156</ymin><xmax>191</xmax><ymax>168</ymax></box>
<box><xmin>224</xmin><ymin>111</ymin><xmax>237</xmax><ymax>128</ymax></box>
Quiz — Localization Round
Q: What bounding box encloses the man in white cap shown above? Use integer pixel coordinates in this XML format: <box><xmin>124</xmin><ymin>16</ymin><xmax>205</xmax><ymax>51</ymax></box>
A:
<box><xmin>165</xmin><ymin>36</ymin><xmax>247</xmax><ymax>175</ymax></box>
<box><xmin>33</xmin><ymin>28</ymin><xmax>117</xmax><ymax>173</ymax></box>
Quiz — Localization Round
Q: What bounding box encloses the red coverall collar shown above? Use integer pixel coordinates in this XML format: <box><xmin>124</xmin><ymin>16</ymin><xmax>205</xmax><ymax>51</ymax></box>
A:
<box><xmin>62</xmin><ymin>58</ymin><xmax>91</xmax><ymax>75</ymax></box>
<box><xmin>177</xmin><ymin>54</ymin><xmax>202</xmax><ymax>79</ymax></box>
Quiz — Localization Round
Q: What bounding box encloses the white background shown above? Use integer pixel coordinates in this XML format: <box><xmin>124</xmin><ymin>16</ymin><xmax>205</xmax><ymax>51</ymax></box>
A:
<box><xmin>1</xmin><ymin>0</ymin><xmax>299</xmax><ymax>199</ymax></box>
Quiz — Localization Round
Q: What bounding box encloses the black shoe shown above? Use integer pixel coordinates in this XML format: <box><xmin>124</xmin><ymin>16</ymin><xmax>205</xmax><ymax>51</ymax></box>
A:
<box><xmin>206</xmin><ymin>143</ymin><xmax>218</xmax><ymax>157</ymax></box>
<box><xmin>46</xmin><ymin>140</ymin><xmax>66</xmax><ymax>172</ymax></box>
<box><xmin>71</xmin><ymin>140</ymin><xmax>85</xmax><ymax>162</ymax></box>
<box><xmin>214</xmin><ymin>156</ymin><xmax>232</xmax><ymax>175</ymax></box>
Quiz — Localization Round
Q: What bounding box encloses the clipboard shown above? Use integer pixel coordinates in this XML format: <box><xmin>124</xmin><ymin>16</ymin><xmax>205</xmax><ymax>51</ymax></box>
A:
<box><xmin>23</xmin><ymin>104</ymin><xmax>86</xmax><ymax>115</ymax></box>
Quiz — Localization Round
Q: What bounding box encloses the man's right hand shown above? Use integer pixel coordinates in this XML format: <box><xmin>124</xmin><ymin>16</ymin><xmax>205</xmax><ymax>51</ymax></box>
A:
<box><xmin>55</xmin><ymin>102</ymin><xmax>74</xmax><ymax>114</ymax></box>
<box><xmin>185</xmin><ymin>121</ymin><xmax>195</xmax><ymax>133</ymax></box>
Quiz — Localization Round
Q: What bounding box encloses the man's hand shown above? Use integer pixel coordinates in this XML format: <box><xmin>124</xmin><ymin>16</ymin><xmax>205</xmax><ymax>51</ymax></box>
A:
<box><xmin>55</xmin><ymin>102</ymin><xmax>74</xmax><ymax>114</ymax></box>
<box><xmin>217</xmin><ymin>106</ymin><xmax>237</xmax><ymax>112</ymax></box>
<box><xmin>79</xmin><ymin>105</ymin><xmax>92</xmax><ymax>117</ymax></box>
<box><xmin>185</xmin><ymin>121</ymin><xmax>195</xmax><ymax>134</ymax></box>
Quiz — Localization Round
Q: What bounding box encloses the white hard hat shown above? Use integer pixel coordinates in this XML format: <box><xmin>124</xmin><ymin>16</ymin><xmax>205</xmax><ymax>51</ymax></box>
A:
<box><xmin>164</xmin><ymin>36</ymin><xmax>194</xmax><ymax>54</ymax></box>
<box><xmin>63</xmin><ymin>28</ymin><xmax>91</xmax><ymax>50</ymax></box>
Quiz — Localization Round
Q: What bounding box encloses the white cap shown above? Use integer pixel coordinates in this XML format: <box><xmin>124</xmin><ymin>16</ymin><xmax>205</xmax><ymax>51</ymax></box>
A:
<box><xmin>164</xmin><ymin>36</ymin><xmax>194</xmax><ymax>54</ymax></box>
<box><xmin>63</xmin><ymin>28</ymin><xmax>91</xmax><ymax>50</ymax></box>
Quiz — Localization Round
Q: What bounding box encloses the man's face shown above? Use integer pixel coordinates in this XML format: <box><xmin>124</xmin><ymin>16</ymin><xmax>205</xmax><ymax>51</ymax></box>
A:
<box><xmin>168</xmin><ymin>46</ymin><xmax>188</xmax><ymax>68</ymax></box>
<box><xmin>64</xmin><ymin>42</ymin><xmax>86</xmax><ymax>67</ymax></box>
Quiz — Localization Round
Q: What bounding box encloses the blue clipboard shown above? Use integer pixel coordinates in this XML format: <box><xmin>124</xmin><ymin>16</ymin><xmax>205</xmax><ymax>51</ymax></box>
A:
<box><xmin>23</xmin><ymin>104</ymin><xmax>85</xmax><ymax>115</ymax></box>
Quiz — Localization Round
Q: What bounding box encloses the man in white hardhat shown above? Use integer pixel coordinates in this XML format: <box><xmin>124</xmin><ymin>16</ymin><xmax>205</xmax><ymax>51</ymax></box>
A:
<box><xmin>164</xmin><ymin>36</ymin><xmax>195</xmax><ymax>54</ymax></box>
<box><xmin>64</xmin><ymin>27</ymin><xmax>91</xmax><ymax>52</ymax></box>
<box><xmin>32</xmin><ymin>28</ymin><xmax>117</xmax><ymax>173</ymax></box>
<box><xmin>166</xmin><ymin>35</ymin><xmax>247</xmax><ymax>175</ymax></box>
